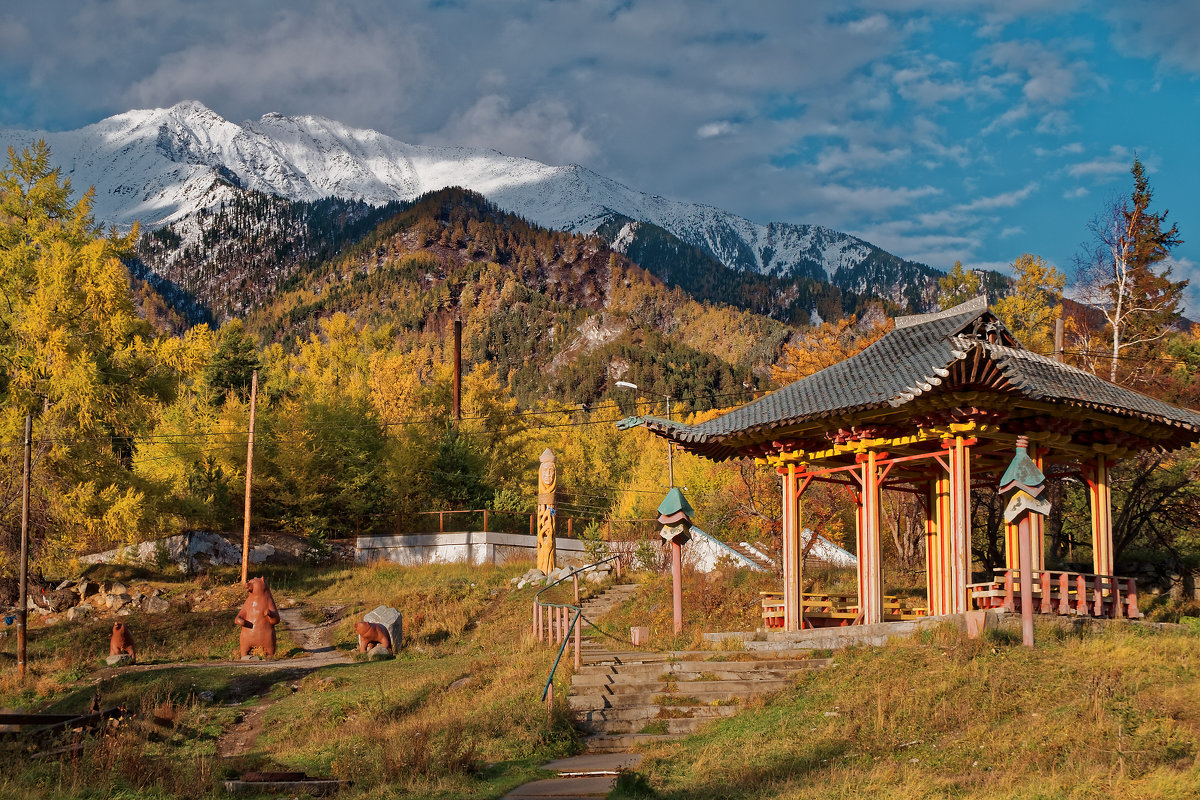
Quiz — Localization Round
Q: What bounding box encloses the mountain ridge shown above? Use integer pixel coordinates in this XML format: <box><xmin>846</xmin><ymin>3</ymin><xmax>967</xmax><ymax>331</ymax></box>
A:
<box><xmin>0</xmin><ymin>101</ymin><xmax>938</xmax><ymax>310</ymax></box>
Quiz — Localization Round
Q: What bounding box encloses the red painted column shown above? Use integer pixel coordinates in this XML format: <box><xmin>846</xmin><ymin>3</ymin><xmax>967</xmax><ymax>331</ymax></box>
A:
<box><xmin>671</xmin><ymin>540</ymin><xmax>683</xmax><ymax>635</ymax></box>
<box><xmin>782</xmin><ymin>464</ymin><xmax>802</xmax><ymax>632</ymax></box>
<box><xmin>1017</xmin><ymin>514</ymin><xmax>1034</xmax><ymax>647</ymax></box>
<box><xmin>948</xmin><ymin>437</ymin><xmax>972</xmax><ymax>614</ymax></box>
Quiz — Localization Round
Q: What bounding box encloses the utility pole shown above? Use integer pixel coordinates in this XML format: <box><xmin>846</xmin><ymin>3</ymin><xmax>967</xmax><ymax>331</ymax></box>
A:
<box><xmin>1054</xmin><ymin>318</ymin><xmax>1065</xmax><ymax>362</ymax></box>
<box><xmin>665</xmin><ymin>395</ymin><xmax>674</xmax><ymax>488</ymax></box>
<box><xmin>240</xmin><ymin>370</ymin><xmax>258</xmax><ymax>584</ymax></box>
<box><xmin>17</xmin><ymin>414</ymin><xmax>31</xmax><ymax>680</ymax></box>
<box><xmin>453</xmin><ymin>319</ymin><xmax>462</xmax><ymax>422</ymax></box>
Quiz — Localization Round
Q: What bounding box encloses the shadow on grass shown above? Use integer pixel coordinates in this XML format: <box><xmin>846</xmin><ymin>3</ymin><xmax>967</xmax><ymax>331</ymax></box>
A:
<box><xmin>610</xmin><ymin>742</ymin><xmax>853</xmax><ymax>800</ymax></box>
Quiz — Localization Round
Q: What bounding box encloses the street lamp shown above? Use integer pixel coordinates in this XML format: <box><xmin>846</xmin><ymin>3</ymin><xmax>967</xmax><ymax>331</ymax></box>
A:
<box><xmin>615</xmin><ymin>381</ymin><xmax>674</xmax><ymax>488</ymax></box>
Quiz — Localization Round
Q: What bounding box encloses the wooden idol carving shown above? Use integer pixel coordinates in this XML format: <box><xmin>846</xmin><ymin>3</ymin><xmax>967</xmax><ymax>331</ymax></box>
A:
<box><xmin>536</xmin><ymin>449</ymin><xmax>557</xmax><ymax>574</ymax></box>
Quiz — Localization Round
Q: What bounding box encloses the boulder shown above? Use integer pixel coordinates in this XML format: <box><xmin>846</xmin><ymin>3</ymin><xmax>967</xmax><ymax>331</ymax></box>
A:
<box><xmin>75</xmin><ymin>580</ymin><xmax>98</xmax><ymax>599</ymax></box>
<box><xmin>364</xmin><ymin>605</ymin><xmax>403</xmax><ymax>650</ymax></box>
<box><xmin>66</xmin><ymin>605</ymin><xmax>93</xmax><ymax>622</ymax></box>
<box><xmin>110</xmin><ymin>582</ymin><xmax>128</xmax><ymax>596</ymax></box>
<box><xmin>367</xmin><ymin>643</ymin><xmax>393</xmax><ymax>661</ymax></box>
<box><xmin>105</xmin><ymin>653</ymin><xmax>133</xmax><ymax>667</ymax></box>
<box><xmin>142</xmin><ymin>595</ymin><xmax>171</xmax><ymax>615</ymax></box>
<box><xmin>107</xmin><ymin>593</ymin><xmax>132</xmax><ymax>612</ymax></box>
<box><xmin>248</xmin><ymin>544</ymin><xmax>276</xmax><ymax>564</ymax></box>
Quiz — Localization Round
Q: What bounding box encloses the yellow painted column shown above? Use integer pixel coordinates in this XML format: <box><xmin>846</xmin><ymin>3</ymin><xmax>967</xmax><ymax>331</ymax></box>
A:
<box><xmin>1087</xmin><ymin>454</ymin><xmax>1114</xmax><ymax>575</ymax></box>
<box><xmin>859</xmin><ymin>451</ymin><xmax>883</xmax><ymax>624</ymax></box>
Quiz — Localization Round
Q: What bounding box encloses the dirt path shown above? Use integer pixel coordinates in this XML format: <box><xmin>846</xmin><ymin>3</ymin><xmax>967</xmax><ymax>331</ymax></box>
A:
<box><xmin>209</xmin><ymin>604</ymin><xmax>352</xmax><ymax>759</ymax></box>
<box><xmin>276</xmin><ymin>606</ymin><xmax>351</xmax><ymax>667</ymax></box>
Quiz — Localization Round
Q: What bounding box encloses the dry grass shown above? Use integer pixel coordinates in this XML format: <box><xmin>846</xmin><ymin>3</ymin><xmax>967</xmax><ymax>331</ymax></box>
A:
<box><xmin>613</xmin><ymin>619</ymin><xmax>1200</xmax><ymax>799</ymax></box>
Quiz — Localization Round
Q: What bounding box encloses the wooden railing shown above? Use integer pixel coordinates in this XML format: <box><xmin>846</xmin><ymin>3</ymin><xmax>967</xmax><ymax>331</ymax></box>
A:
<box><xmin>759</xmin><ymin>591</ymin><xmax>928</xmax><ymax>629</ymax></box>
<box><xmin>968</xmin><ymin>568</ymin><xmax>1140</xmax><ymax>619</ymax></box>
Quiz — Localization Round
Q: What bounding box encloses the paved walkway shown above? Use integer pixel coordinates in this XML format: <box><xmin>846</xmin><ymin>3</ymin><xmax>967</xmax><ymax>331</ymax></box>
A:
<box><xmin>503</xmin><ymin>753</ymin><xmax>642</xmax><ymax>799</ymax></box>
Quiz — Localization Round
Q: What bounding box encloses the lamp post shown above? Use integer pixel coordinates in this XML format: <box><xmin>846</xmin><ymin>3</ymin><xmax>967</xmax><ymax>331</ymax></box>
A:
<box><xmin>615</xmin><ymin>380</ymin><xmax>673</xmax><ymax>488</ymax></box>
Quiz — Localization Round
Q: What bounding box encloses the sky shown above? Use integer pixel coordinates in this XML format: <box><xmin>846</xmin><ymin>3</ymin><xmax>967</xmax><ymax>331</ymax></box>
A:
<box><xmin>1</xmin><ymin>0</ymin><xmax>1198</xmax><ymax>305</ymax></box>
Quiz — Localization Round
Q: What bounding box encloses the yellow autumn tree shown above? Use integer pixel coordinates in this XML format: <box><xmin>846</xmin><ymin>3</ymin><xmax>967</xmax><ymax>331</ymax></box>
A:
<box><xmin>771</xmin><ymin>315</ymin><xmax>893</xmax><ymax>386</ymax></box>
<box><xmin>992</xmin><ymin>253</ymin><xmax>1065</xmax><ymax>354</ymax></box>
<box><xmin>937</xmin><ymin>260</ymin><xmax>983</xmax><ymax>309</ymax></box>
<box><xmin>0</xmin><ymin>141</ymin><xmax>188</xmax><ymax>571</ymax></box>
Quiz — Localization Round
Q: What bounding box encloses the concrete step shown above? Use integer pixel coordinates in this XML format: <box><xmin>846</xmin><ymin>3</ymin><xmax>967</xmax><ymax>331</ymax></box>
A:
<box><xmin>574</xmin><ymin>703</ymin><xmax>738</xmax><ymax>726</ymax></box>
<box><xmin>567</xmin><ymin>681</ymin><xmax>793</xmax><ymax>710</ymax></box>
<box><xmin>573</xmin><ymin>658</ymin><xmax>828</xmax><ymax>681</ymax></box>
<box><xmin>584</xmin><ymin>733</ymin><xmax>688</xmax><ymax>753</ymax></box>
<box><xmin>571</xmin><ymin>668</ymin><xmax>801</xmax><ymax>689</ymax></box>
<box><xmin>584</xmin><ymin>716</ymin><xmax>715</xmax><ymax>736</ymax></box>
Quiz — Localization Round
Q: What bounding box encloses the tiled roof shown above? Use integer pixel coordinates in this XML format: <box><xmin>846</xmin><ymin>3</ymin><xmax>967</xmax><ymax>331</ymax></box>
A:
<box><xmin>640</xmin><ymin>296</ymin><xmax>1200</xmax><ymax>458</ymax></box>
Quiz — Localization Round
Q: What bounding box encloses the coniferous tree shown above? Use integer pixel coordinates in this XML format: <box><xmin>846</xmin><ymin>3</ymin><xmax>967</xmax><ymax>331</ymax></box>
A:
<box><xmin>1076</xmin><ymin>156</ymin><xmax>1186</xmax><ymax>382</ymax></box>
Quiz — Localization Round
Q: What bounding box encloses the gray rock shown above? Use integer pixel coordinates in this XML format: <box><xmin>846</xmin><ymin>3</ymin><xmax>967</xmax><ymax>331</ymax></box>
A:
<box><xmin>66</xmin><ymin>605</ymin><xmax>93</xmax><ymax>622</ymax></box>
<box><xmin>107</xmin><ymin>593</ymin><xmax>132</xmax><ymax>611</ymax></box>
<box><xmin>364</xmin><ymin>605</ymin><xmax>403</xmax><ymax>650</ymax></box>
<box><xmin>105</xmin><ymin>653</ymin><xmax>133</xmax><ymax>667</ymax></box>
<box><xmin>240</xmin><ymin>654</ymin><xmax>262</xmax><ymax>661</ymax></box>
<box><xmin>141</xmin><ymin>595</ymin><xmax>170</xmax><ymax>615</ymax></box>
<box><xmin>74</xmin><ymin>580</ymin><xmax>97</xmax><ymax>599</ymax></box>
<box><xmin>367</xmin><ymin>644</ymin><xmax>393</xmax><ymax>661</ymax></box>
<box><xmin>197</xmin><ymin>690</ymin><xmax>216</xmax><ymax>703</ymax></box>
<box><xmin>110</xmin><ymin>582</ymin><xmax>128</xmax><ymax>596</ymax></box>
<box><xmin>585</xmin><ymin>571</ymin><xmax>607</xmax><ymax>585</ymax></box>
<box><xmin>248</xmin><ymin>544</ymin><xmax>275</xmax><ymax>564</ymax></box>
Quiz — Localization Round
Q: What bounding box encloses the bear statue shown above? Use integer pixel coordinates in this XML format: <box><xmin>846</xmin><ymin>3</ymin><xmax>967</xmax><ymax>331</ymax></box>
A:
<box><xmin>233</xmin><ymin>576</ymin><xmax>280</xmax><ymax>658</ymax></box>
<box><xmin>354</xmin><ymin>620</ymin><xmax>392</xmax><ymax>653</ymax></box>
<box><xmin>109</xmin><ymin>621</ymin><xmax>136</xmax><ymax>663</ymax></box>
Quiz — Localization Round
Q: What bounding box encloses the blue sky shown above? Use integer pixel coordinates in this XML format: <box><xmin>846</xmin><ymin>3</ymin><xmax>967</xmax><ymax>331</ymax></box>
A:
<box><xmin>1</xmin><ymin>1</ymin><xmax>1197</xmax><ymax>306</ymax></box>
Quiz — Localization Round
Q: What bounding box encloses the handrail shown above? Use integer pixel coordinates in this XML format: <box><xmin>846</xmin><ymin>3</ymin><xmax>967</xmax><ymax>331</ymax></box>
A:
<box><xmin>533</xmin><ymin>554</ymin><xmax>624</xmax><ymax>704</ymax></box>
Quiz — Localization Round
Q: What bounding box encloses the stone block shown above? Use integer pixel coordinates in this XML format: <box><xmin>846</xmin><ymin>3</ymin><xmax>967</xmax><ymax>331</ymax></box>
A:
<box><xmin>630</xmin><ymin>626</ymin><xmax>650</xmax><ymax>646</ymax></box>
<box><xmin>364</xmin><ymin>605</ymin><xmax>403</xmax><ymax>650</ymax></box>
<box><xmin>107</xmin><ymin>593</ymin><xmax>132</xmax><ymax>611</ymax></box>
<box><xmin>105</xmin><ymin>653</ymin><xmax>133</xmax><ymax>667</ymax></box>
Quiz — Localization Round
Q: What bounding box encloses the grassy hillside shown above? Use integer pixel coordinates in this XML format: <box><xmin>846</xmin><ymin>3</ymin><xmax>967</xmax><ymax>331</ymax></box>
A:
<box><xmin>0</xmin><ymin>561</ymin><xmax>590</xmax><ymax>799</ymax></box>
<box><xmin>614</xmin><ymin>619</ymin><xmax>1200</xmax><ymax>800</ymax></box>
<box><xmin>2</xmin><ymin>561</ymin><xmax>1198</xmax><ymax>799</ymax></box>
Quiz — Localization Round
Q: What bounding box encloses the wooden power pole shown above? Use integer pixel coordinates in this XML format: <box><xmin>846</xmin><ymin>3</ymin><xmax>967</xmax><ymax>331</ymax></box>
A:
<box><xmin>240</xmin><ymin>370</ymin><xmax>258</xmax><ymax>584</ymax></box>
<box><xmin>453</xmin><ymin>319</ymin><xmax>462</xmax><ymax>421</ymax></box>
<box><xmin>16</xmin><ymin>414</ymin><xmax>31</xmax><ymax>679</ymax></box>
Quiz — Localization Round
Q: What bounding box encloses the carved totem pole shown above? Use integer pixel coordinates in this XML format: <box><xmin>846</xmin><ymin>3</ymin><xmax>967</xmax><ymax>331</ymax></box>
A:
<box><xmin>536</xmin><ymin>448</ymin><xmax>557</xmax><ymax>574</ymax></box>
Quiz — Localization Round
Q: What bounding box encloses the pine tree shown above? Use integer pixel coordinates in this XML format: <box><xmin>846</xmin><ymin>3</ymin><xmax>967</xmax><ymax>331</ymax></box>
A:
<box><xmin>1076</xmin><ymin>156</ymin><xmax>1186</xmax><ymax>382</ymax></box>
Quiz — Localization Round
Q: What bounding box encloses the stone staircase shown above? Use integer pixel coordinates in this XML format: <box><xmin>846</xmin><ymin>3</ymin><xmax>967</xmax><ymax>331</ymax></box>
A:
<box><xmin>568</xmin><ymin>582</ymin><xmax>830</xmax><ymax>753</ymax></box>
<box><xmin>729</xmin><ymin>541</ymin><xmax>776</xmax><ymax>571</ymax></box>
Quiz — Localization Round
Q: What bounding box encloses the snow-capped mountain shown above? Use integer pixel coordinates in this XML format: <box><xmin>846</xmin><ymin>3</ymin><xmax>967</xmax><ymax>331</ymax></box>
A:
<box><xmin>0</xmin><ymin>101</ymin><xmax>933</xmax><ymax>294</ymax></box>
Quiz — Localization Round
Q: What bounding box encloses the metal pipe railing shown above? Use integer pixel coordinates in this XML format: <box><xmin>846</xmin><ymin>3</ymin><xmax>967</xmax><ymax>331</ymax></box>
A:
<box><xmin>533</xmin><ymin>554</ymin><xmax>624</xmax><ymax>705</ymax></box>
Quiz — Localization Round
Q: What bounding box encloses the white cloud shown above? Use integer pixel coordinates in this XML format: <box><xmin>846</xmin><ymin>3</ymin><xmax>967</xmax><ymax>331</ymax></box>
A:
<box><xmin>1108</xmin><ymin>1</ymin><xmax>1200</xmax><ymax>74</ymax></box>
<box><xmin>697</xmin><ymin>121</ymin><xmax>737</xmax><ymax>139</ymax></box>
<box><xmin>1000</xmin><ymin>226</ymin><xmax>1023</xmax><ymax>238</ymax></box>
<box><xmin>1063</xmin><ymin>186</ymin><xmax>1089</xmax><ymax>199</ymax></box>
<box><xmin>1033</xmin><ymin>142</ymin><xmax>1085</xmax><ymax>157</ymax></box>
<box><xmin>435</xmin><ymin>94</ymin><xmax>597</xmax><ymax>164</ymax></box>
<box><xmin>1067</xmin><ymin>145</ymin><xmax>1131</xmax><ymax>179</ymax></box>
<box><xmin>957</xmin><ymin>182</ymin><xmax>1038</xmax><ymax>211</ymax></box>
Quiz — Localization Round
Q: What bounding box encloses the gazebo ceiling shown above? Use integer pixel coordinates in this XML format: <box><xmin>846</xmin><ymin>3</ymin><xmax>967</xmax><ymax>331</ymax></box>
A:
<box><xmin>635</xmin><ymin>297</ymin><xmax>1200</xmax><ymax>463</ymax></box>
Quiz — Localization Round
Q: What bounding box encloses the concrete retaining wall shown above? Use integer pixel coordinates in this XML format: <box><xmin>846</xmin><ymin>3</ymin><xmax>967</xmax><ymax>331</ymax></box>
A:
<box><xmin>355</xmin><ymin>531</ymin><xmax>587</xmax><ymax>567</ymax></box>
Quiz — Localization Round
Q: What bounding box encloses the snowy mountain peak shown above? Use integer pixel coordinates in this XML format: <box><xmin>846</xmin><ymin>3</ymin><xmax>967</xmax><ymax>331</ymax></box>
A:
<box><xmin>0</xmin><ymin>103</ymin><xmax>935</xmax><ymax>295</ymax></box>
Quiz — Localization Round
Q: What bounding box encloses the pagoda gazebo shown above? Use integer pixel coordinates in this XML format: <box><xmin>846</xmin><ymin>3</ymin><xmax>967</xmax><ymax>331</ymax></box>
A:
<box><xmin>637</xmin><ymin>297</ymin><xmax>1200</xmax><ymax>630</ymax></box>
